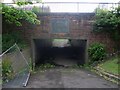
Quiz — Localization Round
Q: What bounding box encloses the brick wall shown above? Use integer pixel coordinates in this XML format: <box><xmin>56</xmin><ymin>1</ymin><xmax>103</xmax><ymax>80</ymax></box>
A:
<box><xmin>15</xmin><ymin>13</ymin><xmax>115</xmax><ymax>53</ymax></box>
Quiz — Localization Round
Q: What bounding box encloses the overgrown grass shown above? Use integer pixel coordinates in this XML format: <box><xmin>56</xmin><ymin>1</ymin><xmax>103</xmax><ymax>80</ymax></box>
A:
<box><xmin>2</xmin><ymin>59</ymin><xmax>14</xmax><ymax>83</ymax></box>
<box><xmin>99</xmin><ymin>56</ymin><xmax>120</xmax><ymax>75</ymax></box>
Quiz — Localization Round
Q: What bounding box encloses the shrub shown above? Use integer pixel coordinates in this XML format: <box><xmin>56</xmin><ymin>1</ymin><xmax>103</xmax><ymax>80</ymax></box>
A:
<box><xmin>88</xmin><ymin>43</ymin><xmax>106</xmax><ymax>63</ymax></box>
<box><xmin>93</xmin><ymin>6</ymin><xmax>120</xmax><ymax>50</ymax></box>
<box><xmin>2</xmin><ymin>3</ymin><xmax>40</xmax><ymax>26</ymax></box>
<box><xmin>2</xmin><ymin>33</ymin><xmax>15</xmax><ymax>52</ymax></box>
<box><xmin>2</xmin><ymin>31</ymin><xmax>27</xmax><ymax>52</ymax></box>
<box><xmin>2</xmin><ymin>60</ymin><xmax>14</xmax><ymax>83</ymax></box>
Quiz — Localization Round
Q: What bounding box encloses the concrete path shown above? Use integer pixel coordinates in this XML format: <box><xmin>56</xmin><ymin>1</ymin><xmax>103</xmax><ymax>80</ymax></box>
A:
<box><xmin>26</xmin><ymin>67</ymin><xmax>118</xmax><ymax>88</ymax></box>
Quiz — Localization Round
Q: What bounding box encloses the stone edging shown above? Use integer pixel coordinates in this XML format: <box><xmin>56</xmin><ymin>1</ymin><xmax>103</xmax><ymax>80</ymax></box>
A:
<box><xmin>93</xmin><ymin>67</ymin><xmax>120</xmax><ymax>85</ymax></box>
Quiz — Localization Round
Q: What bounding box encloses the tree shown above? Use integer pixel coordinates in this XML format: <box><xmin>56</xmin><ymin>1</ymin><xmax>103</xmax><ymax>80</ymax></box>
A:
<box><xmin>93</xmin><ymin>6</ymin><xmax>120</xmax><ymax>50</ymax></box>
<box><xmin>1</xmin><ymin>1</ymin><xmax>41</xmax><ymax>52</ymax></box>
<box><xmin>2</xmin><ymin>1</ymin><xmax>40</xmax><ymax>26</ymax></box>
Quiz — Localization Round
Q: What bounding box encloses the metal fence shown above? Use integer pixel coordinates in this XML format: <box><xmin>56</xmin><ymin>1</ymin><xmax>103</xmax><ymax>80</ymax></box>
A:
<box><xmin>4</xmin><ymin>2</ymin><xmax>120</xmax><ymax>13</ymax></box>
<box><xmin>0</xmin><ymin>43</ymin><xmax>30</xmax><ymax>88</ymax></box>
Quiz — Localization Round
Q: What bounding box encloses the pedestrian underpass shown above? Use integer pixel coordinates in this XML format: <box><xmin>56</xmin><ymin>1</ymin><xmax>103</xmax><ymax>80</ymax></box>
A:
<box><xmin>32</xmin><ymin>39</ymin><xmax>87</xmax><ymax>67</ymax></box>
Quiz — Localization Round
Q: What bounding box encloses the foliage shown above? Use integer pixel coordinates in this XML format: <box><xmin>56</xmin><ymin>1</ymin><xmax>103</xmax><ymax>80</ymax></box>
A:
<box><xmin>16</xmin><ymin>1</ymin><xmax>33</xmax><ymax>6</ymax></box>
<box><xmin>72</xmin><ymin>64</ymin><xmax>92</xmax><ymax>70</ymax></box>
<box><xmin>39</xmin><ymin>63</ymin><xmax>55</xmax><ymax>70</ymax></box>
<box><xmin>0</xmin><ymin>3</ymin><xmax>2</xmax><ymax>13</ymax></box>
<box><xmin>72</xmin><ymin>64</ymin><xmax>83</xmax><ymax>68</ymax></box>
<box><xmin>2</xmin><ymin>2</ymin><xmax>40</xmax><ymax>26</ymax></box>
<box><xmin>2</xmin><ymin>60</ymin><xmax>14</xmax><ymax>83</ymax></box>
<box><xmin>13</xmin><ymin>0</ymin><xmax>42</xmax><ymax>3</ymax></box>
<box><xmin>88</xmin><ymin>43</ymin><xmax>106</xmax><ymax>63</ymax></box>
<box><xmin>2</xmin><ymin>31</ymin><xmax>27</xmax><ymax>52</ymax></box>
<box><xmin>32</xmin><ymin>6</ymin><xmax>42</xmax><ymax>13</ymax></box>
<box><xmin>93</xmin><ymin>6</ymin><xmax>120</xmax><ymax>49</ymax></box>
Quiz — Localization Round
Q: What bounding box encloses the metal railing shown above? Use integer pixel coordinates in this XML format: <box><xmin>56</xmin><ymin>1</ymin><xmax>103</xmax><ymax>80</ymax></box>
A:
<box><xmin>3</xmin><ymin>2</ymin><xmax>120</xmax><ymax>13</ymax></box>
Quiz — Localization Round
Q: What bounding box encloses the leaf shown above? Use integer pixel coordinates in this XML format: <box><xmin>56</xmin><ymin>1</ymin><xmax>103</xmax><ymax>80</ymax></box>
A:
<box><xmin>2</xmin><ymin>3</ymin><xmax>40</xmax><ymax>26</ymax></box>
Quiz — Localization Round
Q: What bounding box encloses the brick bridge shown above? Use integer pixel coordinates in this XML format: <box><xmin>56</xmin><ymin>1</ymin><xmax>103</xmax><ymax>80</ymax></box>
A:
<box><xmin>15</xmin><ymin>13</ymin><xmax>115</xmax><ymax>66</ymax></box>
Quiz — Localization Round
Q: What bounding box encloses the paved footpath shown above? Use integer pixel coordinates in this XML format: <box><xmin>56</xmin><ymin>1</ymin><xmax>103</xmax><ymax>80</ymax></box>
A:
<box><xmin>26</xmin><ymin>67</ymin><xmax>118</xmax><ymax>88</ymax></box>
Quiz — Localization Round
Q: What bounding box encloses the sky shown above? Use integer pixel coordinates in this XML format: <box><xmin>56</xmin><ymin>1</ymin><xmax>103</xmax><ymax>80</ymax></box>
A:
<box><xmin>43</xmin><ymin>0</ymin><xmax>119</xmax><ymax>3</ymax></box>
<box><xmin>3</xmin><ymin>0</ymin><xmax>120</xmax><ymax>3</ymax></box>
<box><xmin>3</xmin><ymin>0</ymin><xmax>120</xmax><ymax>12</ymax></box>
<box><xmin>43</xmin><ymin>0</ymin><xmax>120</xmax><ymax>12</ymax></box>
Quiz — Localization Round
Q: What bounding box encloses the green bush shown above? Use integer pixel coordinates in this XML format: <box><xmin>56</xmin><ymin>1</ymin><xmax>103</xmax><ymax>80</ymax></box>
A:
<box><xmin>93</xmin><ymin>6</ymin><xmax>120</xmax><ymax>50</ymax></box>
<box><xmin>2</xmin><ymin>3</ymin><xmax>40</xmax><ymax>26</ymax></box>
<box><xmin>88</xmin><ymin>43</ymin><xmax>106</xmax><ymax>63</ymax></box>
<box><xmin>2</xmin><ymin>31</ymin><xmax>27</xmax><ymax>52</ymax></box>
<box><xmin>2</xmin><ymin>60</ymin><xmax>14</xmax><ymax>83</ymax></box>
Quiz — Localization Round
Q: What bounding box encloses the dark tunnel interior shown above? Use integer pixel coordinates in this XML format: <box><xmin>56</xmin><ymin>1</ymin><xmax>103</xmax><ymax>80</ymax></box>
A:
<box><xmin>33</xmin><ymin>39</ymin><xmax>87</xmax><ymax>67</ymax></box>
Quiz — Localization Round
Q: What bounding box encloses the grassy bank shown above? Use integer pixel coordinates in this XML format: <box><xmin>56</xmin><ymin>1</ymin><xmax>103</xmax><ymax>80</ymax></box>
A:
<box><xmin>98</xmin><ymin>56</ymin><xmax>120</xmax><ymax>76</ymax></box>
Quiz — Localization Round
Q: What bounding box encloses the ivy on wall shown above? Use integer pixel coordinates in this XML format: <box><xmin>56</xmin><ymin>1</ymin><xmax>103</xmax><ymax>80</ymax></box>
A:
<box><xmin>93</xmin><ymin>6</ymin><xmax>120</xmax><ymax>50</ymax></box>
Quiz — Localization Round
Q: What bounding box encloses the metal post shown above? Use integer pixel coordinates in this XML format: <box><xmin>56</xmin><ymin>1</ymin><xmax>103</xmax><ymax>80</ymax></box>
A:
<box><xmin>42</xmin><ymin>2</ymin><xmax>44</xmax><ymax>12</ymax></box>
<box><xmin>77</xmin><ymin>2</ymin><xmax>79</xmax><ymax>13</ymax></box>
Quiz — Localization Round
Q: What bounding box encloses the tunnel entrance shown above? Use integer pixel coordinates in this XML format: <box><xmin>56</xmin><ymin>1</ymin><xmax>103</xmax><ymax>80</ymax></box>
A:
<box><xmin>32</xmin><ymin>39</ymin><xmax>87</xmax><ymax>67</ymax></box>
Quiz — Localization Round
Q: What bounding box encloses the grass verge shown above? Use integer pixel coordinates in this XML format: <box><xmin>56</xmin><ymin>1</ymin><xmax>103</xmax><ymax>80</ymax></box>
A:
<box><xmin>98</xmin><ymin>56</ymin><xmax>119</xmax><ymax>76</ymax></box>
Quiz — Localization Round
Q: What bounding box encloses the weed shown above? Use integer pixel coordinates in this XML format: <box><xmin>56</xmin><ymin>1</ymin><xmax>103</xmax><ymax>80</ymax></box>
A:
<box><xmin>2</xmin><ymin>60</ymin><xmax>14</xmax><ymax>83</ymax></box>
<box><xmin>39</xmin><ymin>63</ymin><xmax>55</xmax><ymax>70</ymax></box>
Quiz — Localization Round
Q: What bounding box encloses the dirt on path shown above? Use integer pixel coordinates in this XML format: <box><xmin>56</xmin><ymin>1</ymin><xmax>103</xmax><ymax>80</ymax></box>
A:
<box><xmin>26</xmin><ymin>67</ymin><xmax>118</xmax><ymax>88</ymax></box>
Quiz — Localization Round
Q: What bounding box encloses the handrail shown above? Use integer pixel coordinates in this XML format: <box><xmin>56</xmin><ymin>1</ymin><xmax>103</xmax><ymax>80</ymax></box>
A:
<box><xmin>0</xmin><ymin>43</ymin><xmax>16</xmax><ymax>57</ymax></box>
<box><xmin>2</xmin><ymin>2</ymin><xmax>119</xmax><ymax>4</ymax></box>
<box><xmin>2</xmin><ymin>2</ymin><xmax>119</xmax><ymax>13</ymax></box>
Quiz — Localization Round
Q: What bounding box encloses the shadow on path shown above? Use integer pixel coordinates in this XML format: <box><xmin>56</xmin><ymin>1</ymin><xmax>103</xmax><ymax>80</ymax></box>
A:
<box><xmin>26</xmin><ymin>67</ymin><xmax>118</xmax><ymax>88</ymax></box>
